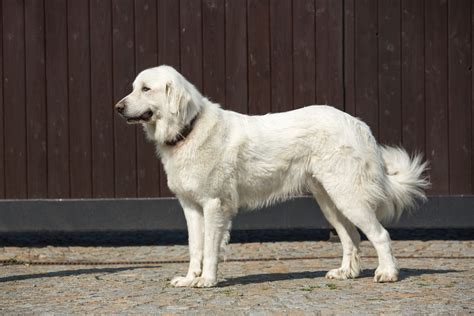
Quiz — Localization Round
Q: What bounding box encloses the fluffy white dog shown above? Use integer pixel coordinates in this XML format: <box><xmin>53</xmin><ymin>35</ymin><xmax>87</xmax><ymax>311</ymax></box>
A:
<box><xmin>115</xmin><ymin>65</ymin><xmax>429</xmax><ymax>288</ymax></box>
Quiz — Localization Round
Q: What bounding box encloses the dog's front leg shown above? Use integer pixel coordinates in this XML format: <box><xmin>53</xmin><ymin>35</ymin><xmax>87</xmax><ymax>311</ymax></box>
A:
<box><xmin>170</xmin><ymin>199</ymin><xmax>204</xmax><ymax>287</ymax></box>
<box><xmin>190</xmin><ymin>198</ymin><xmax>231</xmax><ymax>288</ymax></box>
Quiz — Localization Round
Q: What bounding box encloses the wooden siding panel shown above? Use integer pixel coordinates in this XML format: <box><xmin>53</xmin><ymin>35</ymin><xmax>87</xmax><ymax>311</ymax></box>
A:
<box><xmin>158</xmin><ymin>0</ymin><xmax>180</xmax><ymax>69</ymax></box>
<box><xmin>448</xmin><ymin>0</ymin><xmax>472</xmax><ymax>194</ymax></box>
<box><xmin>270</xmin><ymin>0</ymin><xmax>293</xmax><ymax>113</ymax></box>
<box><xmin>425</xmin><ymin>0</ymin><xmax>448</xmax><ymax>194</ymax></box>
<box><xmin>293</xmin><ymin>0</ymin><xmax>315</xmax><ymax>108</ymax></box>
<box><xmin>225</xmin><ymin>0</ymin><xmax>247</xmax><ymax>113</ymax></box>
<box><xmin>355</xmin><ymin>0</ymin><xmax>379</xmax><ymax>137</ymax></box>
<box><xmin>157</xmin><ymin>0</ymin><xmax>180</xmax><ymax>197</ymax></box>
<box><xmin>248</xmin><ymin>0</ymin><xmax>271</xmax><ymax>115</ymax></box>
<box><xmin>472</xmin><ymin>0</ymin><xmax>474</xmax><ymax>194</ymax></box>
<box><xmin>135</xmin><ymin>0</ymin><xmax>160</xmax><ymax>197</ymax></box>
<box><xmin>68</xmin><ymin>0</ymin><xmax>92</xmax><ymax>198</ymax></box>
<box><xmin>0</xmin><ymin>0</ymin><xmax>472</xmax><ymax>199</ymax></box>
<box><xmin>112</xmin><ymin>0</ymin><xmax>137</xmax><ymax>198</ymax></box>
<box><xmin>401</xmin><ymin>0</ymin><xmax>425</xmax><ymax>154</ymax></box>
<box><xmin>25</xmin><ymin>0</ymin><xmax>47</xmax><ymax>198</ymax></box>
<box><xmin>0</xmin><ymin>0</ymin><xmax>3</xmax><ymax>198</ymax></box>
<box><xmin>180</xmin><ymin>0</ymin><xmax>203</xmax><ymax>90</ymax></box>
<box><xmin>203</xmin><ymin>0</ymin><xmax>226</xmax><ymax>106</ymax></box>
<box><xmin>315</xmin><ymin>0</ymin><xmax>343</xmax><ymax>108</ymax></box>
<box><xmin>378</xmin><ymin>0</ymin><xmax>401</xmax><ymax>146</ymax></box>
<box><xmin>344</xmin><ymin>0</ymin><xmax>355</xmax><ymax>115</ymax></box>
<box><xmin>3</xmin><ymin>0</ymin><xmax>27</xmax><ymax>198</ymax></box>
<box><xmin>45</xmin><ymin>0</ymin><xmax>70</xmax><ymax>198</ymax></box>
<box><xmin>90</xmin><ymin>0</ymin><xmax>115</xmax><ymax>198</ymax></box>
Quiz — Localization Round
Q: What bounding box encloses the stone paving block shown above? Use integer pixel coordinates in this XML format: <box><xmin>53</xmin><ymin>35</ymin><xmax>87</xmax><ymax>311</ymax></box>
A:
<box><xmin>0</xmin><ymin>240</ymin><xmax>473</xmax><ymax>314</ymax></box>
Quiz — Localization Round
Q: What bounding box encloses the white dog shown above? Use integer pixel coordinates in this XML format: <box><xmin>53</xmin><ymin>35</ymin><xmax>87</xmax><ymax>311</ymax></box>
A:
<box><xmin>115</xmin><ymin>65</ymin><xmax>429</xmax><ymax>288</ymax></box>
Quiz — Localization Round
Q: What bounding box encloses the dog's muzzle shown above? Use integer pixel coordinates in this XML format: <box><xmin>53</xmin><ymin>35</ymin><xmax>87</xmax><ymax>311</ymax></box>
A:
<box><xmin>115</xmin><ymin>100</ymin><xmax>153</xmax><ymax>124</ymax></box>
<box><xmin>125</xmin><ymin>110</ymin><xmax>153</xmax><ymax>124</ymax></box>
<box><xmin>121</xmin><ymin>110</ymin><xmax>153</xmax><ymax>124</ymax></box>
<box><xmin>115</xmin><ymin>100</ymin><xmax>126</xmax><ymax>115</ymax></box>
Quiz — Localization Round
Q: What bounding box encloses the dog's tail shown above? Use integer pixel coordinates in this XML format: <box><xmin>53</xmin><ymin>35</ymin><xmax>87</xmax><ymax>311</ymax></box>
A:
<box><xmin>378</xmin><ymin>145</ymin><xmax>430</xmax><ymax>223</ymax></box>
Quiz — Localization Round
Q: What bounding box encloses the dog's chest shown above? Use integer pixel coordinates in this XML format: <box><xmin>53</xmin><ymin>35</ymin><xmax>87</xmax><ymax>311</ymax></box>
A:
<box><xmin>163</xmin><ymin>155</ymin><xmax>214</xmax><ymax>196</ymax></box>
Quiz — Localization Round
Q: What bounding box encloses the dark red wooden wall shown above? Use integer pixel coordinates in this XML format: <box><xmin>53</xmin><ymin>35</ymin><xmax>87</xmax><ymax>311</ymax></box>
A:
<box><xmin>0</xmin><ymin>0</ymin><xmax>472</xmax><ymax>198</ymax></box>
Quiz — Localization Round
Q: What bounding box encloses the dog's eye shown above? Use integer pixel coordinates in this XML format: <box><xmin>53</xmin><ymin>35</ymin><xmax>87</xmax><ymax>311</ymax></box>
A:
<box><xmin>142</xmin><ymin>86</ymin><xmax>151</xmax><ymax>92</ymax></box>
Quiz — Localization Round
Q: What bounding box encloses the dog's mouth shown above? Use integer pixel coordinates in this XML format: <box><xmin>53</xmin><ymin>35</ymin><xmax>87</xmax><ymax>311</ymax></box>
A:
<box><xmin>124</xmin><ymin>110</ymin><xmax>154</xmax><ymax>124</ymax></box>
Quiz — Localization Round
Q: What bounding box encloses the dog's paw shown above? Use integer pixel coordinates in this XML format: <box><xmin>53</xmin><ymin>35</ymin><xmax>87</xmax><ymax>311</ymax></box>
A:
<box><xmin>190</xmin><ymin>276</ymin><xmax>217</xmax><ymax>288</ymax></box>
<box><xmin>325</xmin><ymin>267</ymin><xmax>359</xmax><ymax>280</ymax></box>
<box><xmin>170</xmin><ymin>276</ymin><xmax>196</xmax><ymax>287</ymax></box>
<box><xmin>374</xmin><ymin>266</ymin><xmax>399</xmax><ymax>283</ymax></box>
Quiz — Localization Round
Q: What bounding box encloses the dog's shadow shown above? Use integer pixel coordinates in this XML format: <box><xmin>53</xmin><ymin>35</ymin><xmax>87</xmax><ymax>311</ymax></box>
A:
<box><xmin>219</xmin><ymin>268</ymin><xmax>461</xmax><ymax>287</ymax></box>
<box><xmin>0</xmin><ymin>266</ymin><xmax>160</xmax><ymax>283</ymax></box>
<box><xmin>220</xmin><ymin>271</ymin><xmax>326</xmax><ymax>287</ymax></box>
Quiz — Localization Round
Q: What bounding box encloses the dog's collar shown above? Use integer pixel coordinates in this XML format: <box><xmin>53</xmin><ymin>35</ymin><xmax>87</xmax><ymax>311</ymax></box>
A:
<box><xmin>165</xmin><ymin>113</ymin><xmax>199</xmax><ymax>147</ymax></box>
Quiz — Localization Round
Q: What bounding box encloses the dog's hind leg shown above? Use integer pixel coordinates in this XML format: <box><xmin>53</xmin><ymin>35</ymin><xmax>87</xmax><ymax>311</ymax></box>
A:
<box><xmin>338</xmin><ymin>205</ymin><xmax>399</xmax><ymax>282</ymax></box>
<box><xmin>310</xmin><ymin>182</ymin><xmax>361</xmax><ymax>280</ymax></box>
<box><xmin>311</xmin><ymin>142</ymin><xmax>399</xmax><ymax>282</ymax></box>
<box><xmin>318</xmin><ymin>179</ymin><xmax>399</xmax><ymax>282</ymax></box>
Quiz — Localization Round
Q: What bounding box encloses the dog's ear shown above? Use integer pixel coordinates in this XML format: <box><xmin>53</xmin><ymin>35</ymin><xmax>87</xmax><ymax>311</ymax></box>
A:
<box><xmin>166</xmin><ymin>79</ymin><xmax>191</xmax><ymax>118</ymax></box>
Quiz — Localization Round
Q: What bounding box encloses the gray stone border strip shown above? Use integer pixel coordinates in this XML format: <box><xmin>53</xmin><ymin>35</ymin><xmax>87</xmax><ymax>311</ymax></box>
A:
<box><xmin>0</xmin><ymin>196</ymin><xmax>472</xmax><ymax>233</ymax></box>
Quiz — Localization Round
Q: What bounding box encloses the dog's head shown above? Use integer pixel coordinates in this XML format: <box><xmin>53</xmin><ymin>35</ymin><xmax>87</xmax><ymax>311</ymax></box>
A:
<box><xmin>115</xmin><ymin>65</ymin><xmax>201</xmax><ymax>144</ymax></box>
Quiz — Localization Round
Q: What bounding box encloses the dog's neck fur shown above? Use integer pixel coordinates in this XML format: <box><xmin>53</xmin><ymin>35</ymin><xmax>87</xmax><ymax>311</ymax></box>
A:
<box><xmin>157</xmin><ymin>100</ymin><xmax>220</xmax><ymax>156</ymax></box>
<box><xmin>164</xmin><ymin>112</ymin><xmax>199</xmax><ymax>146</ymax></box>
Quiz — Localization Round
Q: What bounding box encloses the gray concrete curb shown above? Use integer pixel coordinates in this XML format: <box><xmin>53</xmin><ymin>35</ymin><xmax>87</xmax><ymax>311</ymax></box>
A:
<box><xmin>0</xmin><ymin>196</ymin><xmax>472</xmax><ymax>233</ymax></box>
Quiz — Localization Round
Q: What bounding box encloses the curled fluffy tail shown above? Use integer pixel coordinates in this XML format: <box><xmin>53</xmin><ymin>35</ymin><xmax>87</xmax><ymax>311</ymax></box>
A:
<box><xmin>378</xmin><ymin>146</ymin><xmax>430</xmax><ymax>223</ymax></box>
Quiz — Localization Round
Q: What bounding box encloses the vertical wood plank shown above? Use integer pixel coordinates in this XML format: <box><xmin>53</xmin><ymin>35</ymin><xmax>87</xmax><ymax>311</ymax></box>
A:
<box><xmin>68</xmin><ymin>0</ymin><xmax>92</xmax><ymax>198</ymax></box>
<box><xmin>135</xmin><ymin>0</ymin><xmax>160</xmax><ymax>197</ymax></box>
<box><xmin>158</xmin><ymin>0</ymin><xmax>180</xmax><ymax>69</ymax></box>
<box><xmin>401</xmin><ymin>0</ymin><xmax>425</xmax><ymax>154</ymax></box>
<box><xmin>293</xmin><ymin>0</ymin><xmax>315</xmax><ymax>108</ymax></box>
<box><xmin>25</xmin><ymin>0</ymin><xmax>47</xmax><ymax>198</ymax></box>
<box><xmin>180</xmin><ymin>0</ymin><xmax>203</xmax><ymax>90</ymax></box>
<box><xmin>225</xmin><ymin>0</ymin><xmax>247</xmax><ymax>113</ymax></box>
<box><xmin>0</xmin><ymin>0</ymin><xmax>4</xmax><ymax>198</ymax></box>
<box><xmin>472</xmin><ymin>0</ymin><xmax>474</xmax><ymax>194</ymax></box>
<box><xmin>45</xmin><ymin>0</ymin><xmax>70</xmax><ymax>198</ymax></box>
<box><xmin>112</xmin><ymin>0</ymin><xmax>137</xmax><ymax>198</ymax></box>
<box><xmin>270</xmin><ymin>0</ymin><xmax>293</xmax><ymax>113</ymax></box>
<box><xmin>203</xmin><ymin>0</ymin><xmax>225</xmax><ymax>105</ymax></box>
<box><xmin>344</xmin><ymin>0</ymin><xmax>355</xmax><ymax>115</ymax></box>
<box><xmin>3</xmin><ymin>0</ymin><xmax>27</xmax><ymax>198</ymax></box>
<box><xmin>448</xmin><ymin>0</ymin><xmax>472</xmax><ymax>194</ymax></box>
<box><xmin>157</xmin><ymin>0</ymin><xmax>180</xmax><ymax>196</ymax></box>
<box><xmin>315</xmin><ymin>0</ymin><xmax>343</xmax><ymax>108</ymax></box>
<box><xmin>247</xmin><ymin>0</ymin><xmax>271</xmax><ymax>115</ymax></box>
<box><xmin>425</xmin><ymin>0</ymin><xmax>448</xmax><ymax>194</ymax></box>
<box><xmin>355</xmin><ymin>0</ymin><xmax>378</xmax><ymax>137</ymax></box>
<box><xmin>90</xmin><ymin>0</ymin><xmax>115</xmax><ymax>198</ymax></box>
<box><xmin>112</xmin><ymin>0</ymin><xmax>137</xmax><ymax>197</ymax></box>
<box><xmin>378</xmin><ymin>0</ymin><xmax>401</xmax><ymax>145</ymax></box>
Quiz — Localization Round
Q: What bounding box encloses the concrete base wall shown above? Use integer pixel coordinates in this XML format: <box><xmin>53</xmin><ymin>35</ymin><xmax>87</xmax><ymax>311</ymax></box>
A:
<box><xmin>0</xmin><ymin>196</ymin><xmax>472</xmax><ymax>233</ymax></box>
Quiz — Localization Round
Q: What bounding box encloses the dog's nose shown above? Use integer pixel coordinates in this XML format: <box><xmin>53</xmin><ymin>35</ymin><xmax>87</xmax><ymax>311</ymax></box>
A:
<box><xmin>115</xmin><ymin>101</ymin><xmax>125</xmax><ymax>114</ymax></box>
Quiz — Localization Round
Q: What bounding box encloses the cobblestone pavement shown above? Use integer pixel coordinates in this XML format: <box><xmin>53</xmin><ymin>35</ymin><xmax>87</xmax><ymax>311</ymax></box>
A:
<box><xmin>1</xmin><ymin>240</ymin><xmax>473</xmax><ymax>314</ymax></box>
